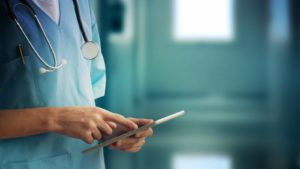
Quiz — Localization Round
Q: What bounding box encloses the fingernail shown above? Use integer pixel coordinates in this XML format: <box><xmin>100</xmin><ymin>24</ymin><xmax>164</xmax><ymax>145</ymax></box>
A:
<box><xmin>133</xmin><ymin>123</ymin><xmax>138</xmax><ymax>129</ymax></box>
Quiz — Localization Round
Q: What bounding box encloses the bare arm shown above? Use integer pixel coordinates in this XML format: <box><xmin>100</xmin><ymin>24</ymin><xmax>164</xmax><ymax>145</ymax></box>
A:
<box><xmin>0</xmin><ymin>107</ymin><xmax>138</xmax><ymax>143</ymax></box>
<box><xmin>0</xmin><ymin>108</ymin><xmax>54</xmax><ymax>139</ymax></box>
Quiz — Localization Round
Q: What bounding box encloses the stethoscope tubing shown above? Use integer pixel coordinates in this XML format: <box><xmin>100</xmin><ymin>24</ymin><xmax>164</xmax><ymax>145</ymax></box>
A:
<box><xmin>12</xmin><ymin>3</ymin><xmax>64</xmax><ymax>71</ymax></box>
<box><xmin>4</xmin><ymin>0</ymin><xmax>92</xmax><ymax>73</ymax></box>
<box><xmin>72</xmin><ymin>0</ymin><xmax>89</xmax><ymax>42</ymax></box>
<box><xmin>6</xmin><ymin>0</ymin><xmax>88</xmax><ymax>41</ymax></box>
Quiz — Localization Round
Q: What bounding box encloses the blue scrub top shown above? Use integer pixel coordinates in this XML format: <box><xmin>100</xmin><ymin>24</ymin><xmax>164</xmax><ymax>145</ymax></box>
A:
<box><xmin>0</xmin><ymin>0</ymin><xmax>107</xmax><ymax>169</ymax></box>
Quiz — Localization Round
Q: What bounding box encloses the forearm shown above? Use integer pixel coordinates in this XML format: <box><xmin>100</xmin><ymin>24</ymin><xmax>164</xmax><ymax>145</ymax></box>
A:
<box><xmin>0</xmin><ymin>106</ymin><xmax>138</xmax><ymax>143</ymax></box>
<box><xmin>0</xmin><ymin>108</ymin><xmax>57</xmax><ymax>139</ymax></box>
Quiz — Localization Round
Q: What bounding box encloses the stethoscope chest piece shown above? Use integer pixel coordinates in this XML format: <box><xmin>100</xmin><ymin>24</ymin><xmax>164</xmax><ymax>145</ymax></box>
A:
<box><xmin>81</xmin><ymin>41</ymin><xmax>99</xmax><ymax>60</ymax></box>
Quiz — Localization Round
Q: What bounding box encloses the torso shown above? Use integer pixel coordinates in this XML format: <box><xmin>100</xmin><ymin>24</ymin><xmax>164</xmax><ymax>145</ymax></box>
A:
<box><xmin>0</xmin><ymin>1</ymin><xmax>105</xmax><ymax>168</ymax></box>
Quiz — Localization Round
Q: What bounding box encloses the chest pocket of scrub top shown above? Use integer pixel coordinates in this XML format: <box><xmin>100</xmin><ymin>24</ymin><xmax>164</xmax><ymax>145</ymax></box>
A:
<box><xmin>1</xmin><ymin>154</ymin><xmax>71</xmax><ymax>169</ymax></box>
<box><xmin>0</xmin><ymin>55</ymin><xmax>41</xmax><ymax>109</ymax></box>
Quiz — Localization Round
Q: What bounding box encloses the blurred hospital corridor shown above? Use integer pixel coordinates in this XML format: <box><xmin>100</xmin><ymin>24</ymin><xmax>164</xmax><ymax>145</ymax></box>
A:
<box><xmin>93</xmin><ymin>0</ymin><xmax>300</xmax><ymax>169</ymax></box>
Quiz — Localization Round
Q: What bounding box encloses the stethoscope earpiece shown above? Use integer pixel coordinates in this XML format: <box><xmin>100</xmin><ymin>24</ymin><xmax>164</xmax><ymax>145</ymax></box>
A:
<box><xmin>61</xmin><ymin>59</ymin><xmax>67</xmax><ymax>65</ymax></box>
<box><xmin>39</xmin><ymin>59</ymin><xmax>67</xmax><ymax>74</ymax></box>
<box><xmin>39</xmin><ymin>67</ymin><xmax>47</xmax><ymax>74</ymax></box>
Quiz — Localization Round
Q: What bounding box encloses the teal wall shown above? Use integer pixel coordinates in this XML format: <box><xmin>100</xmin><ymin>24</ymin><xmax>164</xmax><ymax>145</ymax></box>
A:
<box><xmin>94</xmin><ymin>0</ymin><xmax>300</xmax><ymax>169</ymax></box>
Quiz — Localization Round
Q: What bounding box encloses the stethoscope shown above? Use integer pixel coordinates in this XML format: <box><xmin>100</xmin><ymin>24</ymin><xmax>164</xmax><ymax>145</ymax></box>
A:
<box><xmin>4</xmin><ymin>0</ymin><xmax>99</xmax><ymax>74</ymax></box>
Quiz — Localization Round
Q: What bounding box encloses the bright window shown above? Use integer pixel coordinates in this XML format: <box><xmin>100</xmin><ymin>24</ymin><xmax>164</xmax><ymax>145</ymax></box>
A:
<box><xmin>172</xmin><ymin>153</ymin><xmax>232</xmax><ymax>169</ymax></box>
<box><xmin>173</xmin><ymin>0</ymin><xmax>234</xmax><ymax>42</ymax></box>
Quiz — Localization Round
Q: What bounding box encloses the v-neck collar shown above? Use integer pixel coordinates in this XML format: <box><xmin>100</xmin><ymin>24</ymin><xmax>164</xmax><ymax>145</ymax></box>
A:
<box><xmin>31</xmin><ymin>0</ymin><xmax>60</xmax><ymax>24</ymax></box>
<box><xmin>25</xmin><ymin>0</ymin><xmax>62</xmax><ymax>26</ymax></box>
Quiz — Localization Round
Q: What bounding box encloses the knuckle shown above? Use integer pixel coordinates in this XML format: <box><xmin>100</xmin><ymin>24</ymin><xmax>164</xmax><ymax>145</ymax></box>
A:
<box><xmin>95</xmin><ymin>134</ymin><xmax>102</xmax><ymax>140</ymax></box>
<box><xmin>112</xmin><ymin>114</ymin><xmax>120</xmax><ymax>119</ymax></box>
<box><xmin>93</xmin><ymin>131</ymin><xmax>102</xmax><ymax>140</ymax></box>
<box><xmin>87</xmin><ymin>120</ymin><xmax>95</xmax><ymax>128</ymax></box>
<box><xmin>100</xmin><ymin>123</ymin><xmax>112</xmax><ymax>134</ymax></box>
<box><xmin>115</xmin><ymin>113</ymin><xmax>124</xmax><ymax>119</ymax></box>
<box><xmin>106</xmin><ymin>127</ymin><xmax>113</xmax><ymax>135</ymax></box>
<box><xmin>93</xmin><ymin>113</ymin><xmax>102</xmax><ymax>121</ymax></box>
<box><xmin>127</xmin><ymin>117</ymin><xmax>135</xmax><ymax>121</ymax></box>
<box><xmin>84</xmin><ymin>131</ymin><xmax>91</xmax><ymax>137</ymax></box>
<box><xmin>83</xmin><ymin>135</ymin><xmax>93</xmax><ymax>144</ymax></box>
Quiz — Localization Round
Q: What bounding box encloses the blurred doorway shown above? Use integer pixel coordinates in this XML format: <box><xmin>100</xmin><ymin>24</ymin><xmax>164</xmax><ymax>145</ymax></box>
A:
<box><xmin>95</xmin><ymin>0</ymin><xmax>297</xmax><ymax>169</ymax></box>
<box><xmin>132</xmin><ymin>0</ymin><xmax>270</xmax><ymax>169</ymax></box>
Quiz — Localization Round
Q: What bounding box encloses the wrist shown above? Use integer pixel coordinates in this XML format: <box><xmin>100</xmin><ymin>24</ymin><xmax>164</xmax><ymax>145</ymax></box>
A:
<box><xmin>42</xmin><ymin>107</ymin><xmax>61</xmax><ymax>133</ymax></box>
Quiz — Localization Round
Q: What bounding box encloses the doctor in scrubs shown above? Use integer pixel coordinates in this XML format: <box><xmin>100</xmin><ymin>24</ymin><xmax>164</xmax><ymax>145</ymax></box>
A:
<box><xmin>0</xmin><ymin>0</ymin><xmax>153</xmax><ymax>169</ymax></box>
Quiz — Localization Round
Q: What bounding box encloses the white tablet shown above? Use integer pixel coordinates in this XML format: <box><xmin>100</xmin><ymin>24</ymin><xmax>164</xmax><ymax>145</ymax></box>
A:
<box><xmin>82</xmin><ymin>110</ymin><xmax>185</xmax><ymax>154</ymax></box>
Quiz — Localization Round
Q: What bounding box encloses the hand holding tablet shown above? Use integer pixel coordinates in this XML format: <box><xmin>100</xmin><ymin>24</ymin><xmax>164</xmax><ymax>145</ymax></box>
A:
<box><xmin>82</xmin><ymin>110</ymin><xmax>185</xmax><ymax>154</ymax></box>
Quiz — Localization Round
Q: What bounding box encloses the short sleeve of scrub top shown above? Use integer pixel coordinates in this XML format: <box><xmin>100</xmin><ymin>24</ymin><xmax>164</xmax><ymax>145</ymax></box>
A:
<box><xmin>89</xmin><ymin>5</ymin><xmax>106</xmax><ymax>99</ymax></box>
<box><xmin>0</xmin><ymin>0</ymin><xmax>107</xmax><ymax>169</ymax></box>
